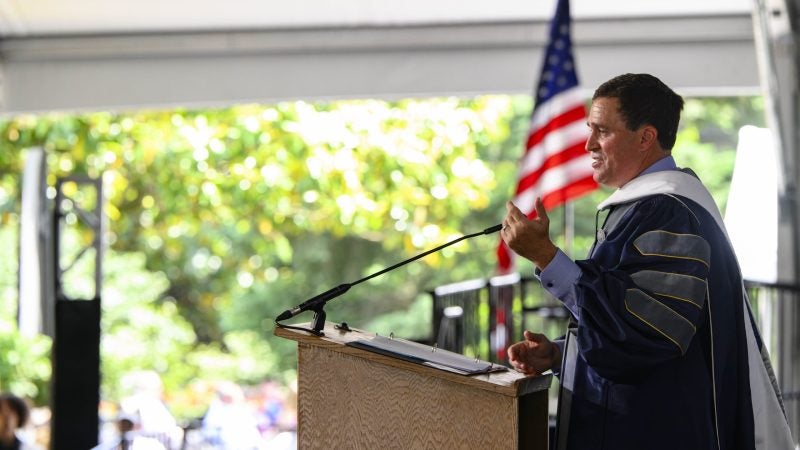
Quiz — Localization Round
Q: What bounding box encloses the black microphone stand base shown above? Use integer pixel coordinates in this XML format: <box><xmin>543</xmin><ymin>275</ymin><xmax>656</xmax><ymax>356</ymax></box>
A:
<box><xmin>311</xmin><ymin>307</ymin><xmax>327</xmax><ymax>336</ymax></box>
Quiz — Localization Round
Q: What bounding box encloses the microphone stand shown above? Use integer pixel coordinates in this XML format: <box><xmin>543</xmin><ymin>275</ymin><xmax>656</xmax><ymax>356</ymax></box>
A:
<box><xmin>276</xmin><ymin>223</ymin><xmax>502</xmax><ymax>335</ymax></box>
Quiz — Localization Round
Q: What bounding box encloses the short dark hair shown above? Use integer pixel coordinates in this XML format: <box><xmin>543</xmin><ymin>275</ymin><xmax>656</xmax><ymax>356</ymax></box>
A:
<box><xmin>592</xmin><ymin>73</ymin><xmax>684</xmax><ymax>150</ymax></box>
<box><xmin>1</xmin><ymin>394</ymin><xmax>29</xmax><ymax>427</ymax></box>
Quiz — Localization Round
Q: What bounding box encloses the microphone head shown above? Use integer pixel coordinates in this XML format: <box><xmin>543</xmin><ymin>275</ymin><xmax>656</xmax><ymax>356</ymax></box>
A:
<box><xmin>484</xmin><ymin>223</ymin><xmax>503</xmax><ymax>234</ymax></box>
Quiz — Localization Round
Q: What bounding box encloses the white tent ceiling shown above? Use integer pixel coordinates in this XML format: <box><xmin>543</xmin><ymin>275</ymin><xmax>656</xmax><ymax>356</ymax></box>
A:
<box><xmin>0</xmin><ymin>0</ymin><xmax>752</xmax><ymax>36</ymax></box>
<box><xmin>0</xmin><ymin>0</ymin><xmax>761</xmax><ymax>114</ymax></box>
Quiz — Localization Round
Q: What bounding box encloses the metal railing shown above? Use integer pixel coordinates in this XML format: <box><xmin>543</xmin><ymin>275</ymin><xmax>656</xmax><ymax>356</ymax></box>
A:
<box><xmin>431</xmin><ymin>273</ymin><xmax>569</xmax><ymax>364</ymax></box>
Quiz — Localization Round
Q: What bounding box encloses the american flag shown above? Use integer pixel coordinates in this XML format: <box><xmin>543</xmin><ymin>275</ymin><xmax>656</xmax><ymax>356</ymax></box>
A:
<box><xmin>496</xmin><ymin>0</ymin><xmax>597</xmax><ymax>273</ymax></box>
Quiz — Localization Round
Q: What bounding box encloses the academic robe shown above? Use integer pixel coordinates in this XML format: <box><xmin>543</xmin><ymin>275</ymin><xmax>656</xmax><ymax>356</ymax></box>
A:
<box><xmin>553</xmin><ymin>169</ymin><xmax>793</xmax><ymax>450</ymax></box>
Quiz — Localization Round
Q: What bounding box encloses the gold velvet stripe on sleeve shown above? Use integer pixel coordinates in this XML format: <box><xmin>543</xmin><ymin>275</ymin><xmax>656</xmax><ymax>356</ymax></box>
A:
<box><xmin>624</xmin><ymin>288</ymin><xmax>696</xmax><ymax>354</ymax></box>
<box><xmin>633</xmin><ymin>230</ymin><xmax>710</xmax><ymax>267</ymax></box>
<box><xmin>630</xmin><ymin>270</ymin><xmax>707</xmax><ymax>309</ymax></box>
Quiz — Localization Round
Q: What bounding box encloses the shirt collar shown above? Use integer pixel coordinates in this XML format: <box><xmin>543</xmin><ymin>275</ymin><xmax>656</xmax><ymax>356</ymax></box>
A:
<box><xmin>639</xmin><ymin>155</ymin><xmax>677</xmax><ymax>177</ymax></box>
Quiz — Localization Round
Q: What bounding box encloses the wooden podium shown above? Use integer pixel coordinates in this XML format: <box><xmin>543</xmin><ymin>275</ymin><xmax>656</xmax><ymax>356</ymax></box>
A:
<box><xmin>275</xmin><ymin>322</ymin><xmax>552</xmax><ymax>449</ymax></box>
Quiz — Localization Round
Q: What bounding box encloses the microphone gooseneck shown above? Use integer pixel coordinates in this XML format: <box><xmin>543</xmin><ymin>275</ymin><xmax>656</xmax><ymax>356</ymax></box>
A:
<box><xmin>275</xmin><ymin>223</ymin><xmax>503</xmax><ymax>334</ymax></box>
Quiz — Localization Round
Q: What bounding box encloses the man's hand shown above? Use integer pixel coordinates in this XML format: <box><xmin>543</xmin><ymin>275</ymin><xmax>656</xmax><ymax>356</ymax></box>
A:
<box><xmin>501</xmin><ymin>197</ymin><xmax>558</xmax><ymax>270</ymax></box>
<box><xmin>507</xmin><ymin>330</ymin><xmax>561</xmax><ymax>376</ymax></box>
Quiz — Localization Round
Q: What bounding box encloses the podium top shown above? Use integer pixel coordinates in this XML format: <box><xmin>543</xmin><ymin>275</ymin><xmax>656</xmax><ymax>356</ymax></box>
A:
<box><xmin>275</xmin><ymin>322</ymin><xmax>552</xmax><ymax>398</ymax></box>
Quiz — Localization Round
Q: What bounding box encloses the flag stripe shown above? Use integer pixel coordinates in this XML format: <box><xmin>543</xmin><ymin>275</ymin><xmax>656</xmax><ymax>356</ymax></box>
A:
<box><xmin>525</xmin><ymin>104</ymin><xmax>587</xmax><ymax>152</ymax></box>
<box><xmin>540</xmin><ymin>175</ymin><xmax>598</xmax><ymax>210</ymax></box>
<box><xmin>518</xmin><ymin>122</ymin><xmax>589</xmax><ymax>182</ymax></box>
<box><xmin>529</xmin><ymin>87</ymin><xmax>587</xmax><ymax>131</ymax></box>
<box><xmin>517</xmin><ymin>142</ymin><xmax>588</xmax><ymax>194</ymax></box>
<box><xmin>496</xmin><ymin>241</ymin><xmax>512</xmax><ymax>273</ymax></box>
<box><xmin>513</xmin><ymin>155</ymin><xmax>595</xmax><ymax>215</ymax></box>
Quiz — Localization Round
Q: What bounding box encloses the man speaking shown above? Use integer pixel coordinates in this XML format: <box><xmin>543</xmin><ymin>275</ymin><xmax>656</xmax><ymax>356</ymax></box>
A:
<box><xmin>502</xmin><ymin>73</ymin><xmax>794</xmax><ymax>449</ymax></box>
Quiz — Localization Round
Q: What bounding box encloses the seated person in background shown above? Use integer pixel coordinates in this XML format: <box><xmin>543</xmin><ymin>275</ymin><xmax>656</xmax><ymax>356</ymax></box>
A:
<box><xmin>202</xmin><ymin>381</ymin><xmax>262</xmax><ymax>450</ymax></box>
<box><xmin>91</xmin><ymin>413</ymin><xmax>165</xmax><ymax>450</ymax></box>
<box><xmin>0</xmin><ymin>394</ymin><xmax>41</xmax><ymax>450</ymax></box>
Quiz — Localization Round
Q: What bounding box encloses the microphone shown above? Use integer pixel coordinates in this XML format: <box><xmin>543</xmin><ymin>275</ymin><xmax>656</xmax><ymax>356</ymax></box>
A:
<box><xmin>275</xmin><ymin>223</ymin><xmax>503</xmax><ymax>332</ymax></box>
<box><xmin>275</xmin><ymin>284</ymin><xmax>351</xmax><ymax>322</ymax></box>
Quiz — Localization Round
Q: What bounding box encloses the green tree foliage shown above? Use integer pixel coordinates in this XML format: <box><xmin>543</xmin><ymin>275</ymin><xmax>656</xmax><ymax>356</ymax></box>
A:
<box><xmin>0</xmin><ymin>97</ymin><xmax>528</xmax><ymax>415</ymax></box>
<box><xmin>0</xmin><ymin>95</ymin><xmax>763</xmax><ymax>416</ymax></box>
<box><xmin>0</xmin><ymin>227</ymin><xmax>52</xmax><ymax>405</ymax></box>
<box><xmin>673</xmin><ymin>97</ymin><xmax>765</xmax><ymax>213</ymax></box>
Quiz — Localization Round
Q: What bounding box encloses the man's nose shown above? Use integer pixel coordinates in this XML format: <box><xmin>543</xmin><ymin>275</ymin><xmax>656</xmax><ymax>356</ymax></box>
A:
<box><xmin>585</xmin><ymin>133</ymin><xmax>596</xmax><ymax>152</ymax></box>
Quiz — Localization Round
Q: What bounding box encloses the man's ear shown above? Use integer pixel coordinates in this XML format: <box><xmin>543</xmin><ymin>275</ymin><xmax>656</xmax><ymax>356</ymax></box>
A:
<box><xmin>640</xmin><ymin>125</ymin><xmax>658</xmax><ymax>150</ymax></box>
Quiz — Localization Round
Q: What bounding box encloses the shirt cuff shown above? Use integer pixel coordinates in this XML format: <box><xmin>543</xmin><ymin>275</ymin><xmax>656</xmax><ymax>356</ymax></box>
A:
<box><xmin>537</xmin><ymin>249</ymin><xmax>581</xmax><ymax>315</ymax></box>
<box><xmin>538</xmin><ymin>250</ymin><xmax>580</xmax><ymax>292</ymax></box>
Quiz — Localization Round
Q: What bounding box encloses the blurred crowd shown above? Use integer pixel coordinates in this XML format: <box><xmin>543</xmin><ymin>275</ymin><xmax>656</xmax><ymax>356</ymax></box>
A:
<box><xmin>6</xmin><ymin>371</ymin><xmax>297</xmax><ymax>450</ymax></box>
<box><xmin>95</xmin><ymin>371</ymin><xmax>298</xmax><ymax>450</ymax></box>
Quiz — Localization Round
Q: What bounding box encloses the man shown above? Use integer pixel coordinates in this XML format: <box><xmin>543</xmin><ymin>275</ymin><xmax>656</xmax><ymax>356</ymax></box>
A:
<box><xmin>502</xmin><ymin>73</ymin><xmax>793</xmax><ymax>449</ymax></box>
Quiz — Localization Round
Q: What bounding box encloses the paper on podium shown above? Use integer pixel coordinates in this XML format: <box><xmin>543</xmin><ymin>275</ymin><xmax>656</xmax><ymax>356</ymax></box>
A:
<box><xmin>347</xmin><ymin>334</ymin><xmax>507</xmax><ymax>375</ymax></box>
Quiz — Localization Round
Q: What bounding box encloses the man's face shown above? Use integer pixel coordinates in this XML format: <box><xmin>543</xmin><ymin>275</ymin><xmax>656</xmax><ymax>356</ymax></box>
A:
<box><xmin>585</xmin><ymin>97</ymin><xmax>645</xmax><ymax>188</ymax></box>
